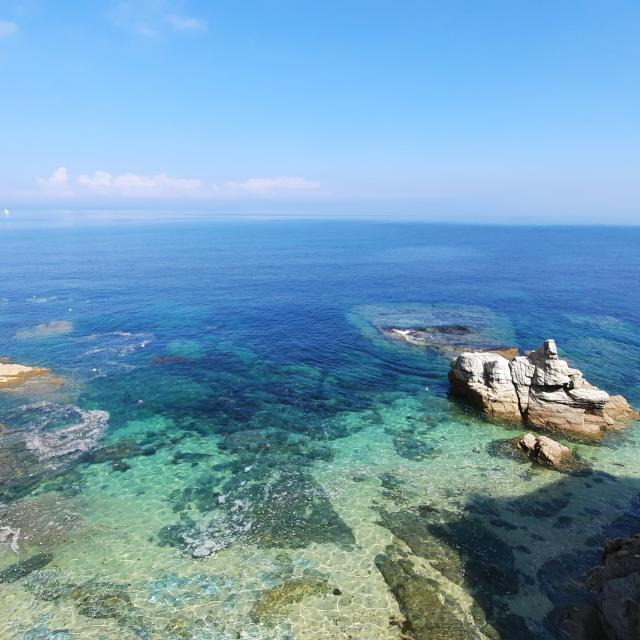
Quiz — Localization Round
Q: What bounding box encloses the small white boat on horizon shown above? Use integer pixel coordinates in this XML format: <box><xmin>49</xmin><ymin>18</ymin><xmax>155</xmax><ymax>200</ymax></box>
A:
<box><xmin>2</xmin><ymin>208</ymin><xmax>10</xmax><ymax>216</ymax></box>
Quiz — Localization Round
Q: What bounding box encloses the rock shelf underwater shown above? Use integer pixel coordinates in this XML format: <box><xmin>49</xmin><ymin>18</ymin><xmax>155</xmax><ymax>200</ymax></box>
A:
<box><xmin>0</xmin><ymin>221</ymin><xmax>639</xmax><ymax>639</ymax></box>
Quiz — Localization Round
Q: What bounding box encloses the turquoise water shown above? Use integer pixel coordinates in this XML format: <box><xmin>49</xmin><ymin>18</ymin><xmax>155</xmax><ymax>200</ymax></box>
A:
<box><xmin>0</xmin><ymin>221</ymin><xmax>639</xmax><ymax>639</ymax></box>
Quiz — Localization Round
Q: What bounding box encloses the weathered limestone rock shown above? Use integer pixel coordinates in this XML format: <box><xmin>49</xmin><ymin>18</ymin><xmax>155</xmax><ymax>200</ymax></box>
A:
<box><xmin>518</xmin><ymin>433</ymin><xmax>571</xmax><ymax>467</ymax></box>
<box><xmin>449</xmin><ymin>339</ymin><xmax>638</xmax><ymax>436</ymax></box>
<box><xmin>448</xmin><ymin>352</ymin><xmax>521</xmax><ymax>422</ymax></box>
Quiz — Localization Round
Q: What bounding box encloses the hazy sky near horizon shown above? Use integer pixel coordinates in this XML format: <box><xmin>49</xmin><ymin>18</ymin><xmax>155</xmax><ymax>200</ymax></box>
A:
<box><xmin>1</xmin><ymin>1</ymin><xmax>639</xmax><ymax>223</ymax></box>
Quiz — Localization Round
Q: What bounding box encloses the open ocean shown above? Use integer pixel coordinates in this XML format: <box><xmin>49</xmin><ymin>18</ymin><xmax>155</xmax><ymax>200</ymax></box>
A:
<box><xmin>1</xmin><ymin>220</ymin><xmax>639</xmax><ymax>639</ymax></box>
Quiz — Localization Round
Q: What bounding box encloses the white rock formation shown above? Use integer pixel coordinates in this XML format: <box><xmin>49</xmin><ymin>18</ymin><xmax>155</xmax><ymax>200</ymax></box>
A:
<box><xmin>449</xmin><ymin>339</ymin><xmax>638</xmax><ymax>436</ymax></box>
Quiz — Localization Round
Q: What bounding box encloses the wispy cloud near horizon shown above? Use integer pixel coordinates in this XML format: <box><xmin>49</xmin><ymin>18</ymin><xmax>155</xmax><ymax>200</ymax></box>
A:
<box><xmin>31</xmin><ymin>167</ymin><xmax>321</xmax><ymax>201</ymax></box>
<box><xmin>227</xmin><ymin>177</ymin><xmax>321</xmax><ymax>193</ymax></box>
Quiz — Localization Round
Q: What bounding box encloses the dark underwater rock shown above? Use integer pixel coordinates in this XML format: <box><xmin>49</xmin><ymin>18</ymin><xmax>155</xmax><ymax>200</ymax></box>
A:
<box><xmin>0</xmin><ymin>553</ymin><xmax>53</xmax><ymax>583</ymax></box>
<box><xmin>381</xmin><ymin>325</ymin><xmax>517</xmax><ymax>359</ymax></box>
<box><xmin>377</xmin><ymin>505</ymin><xmax>536</xmax><ymax>639</ymax></box>
<box><xmin>159</xmin><ymin>468</ymin><xmax>355</xmax><ymax>557</ymax></box>
<box><xmin>71</xmin><ymin>584</ymin><xmax>131</xmax><ymax>619</ymax></box>
<box><xmin>22</xmin><ymin>569</ymin><xmax>76</xmax><ymax>601</ymax></box>
<box><xmin>392</xmin><ymin>433</ymin><xmax>439</xmax><ymax>461</ymax></box>
<box><xmin>376</xmin><ymin>507</ymin><xmax>465</xmax><ymax>587</ymax></box>
<box><xmin>69</xmin><ymin>582</ymin><xmax>147</xmax><ymax>633</ymax></box>
<box><xmin>171</xmin><ymin>451</ymin><xmax>212</xmax><ymax>465</ymax></box>
<box><xmin>82</xmin><ymin>439</ymin><xmax>155</xmax><ymax>464</ymax></box>
<box><xmin>380</xmin><ymin>472</ymin><xmax>413</xmax><ymax>504</ymax></box>
<box><xmin>152</xmin><ymin>355</ymin><xmax>192</xmax><ymax>365</ymax></box>
<box><xmin>375</xmin><ymin>545</ymin><xmax>488</xmax><ymax>639</ymax></box>
<box><xmin>252</xmin><ymin>576</ymin><xmax>330</xmax><ymax>624</ymax></box>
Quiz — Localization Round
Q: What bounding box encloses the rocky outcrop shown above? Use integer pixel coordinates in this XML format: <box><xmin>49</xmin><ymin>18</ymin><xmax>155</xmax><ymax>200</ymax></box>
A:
<box><xmin>587</xmin><ymin>534</ymin><xmax>640</xmax><ymax>640</ymax></box>
<box><xmin>449</xmin><ymin>339</ymin><xmax>638</xmax><ymax>436</ymax></box>
<box><xmin>518</xmin><ymin>433</ymin><xmax>571</xmax><ymax>467</ymax></box>
<box><xmin>0</xmin><ymin>361</ymin><xmax>49</xmax><ymax>388</ymax></box>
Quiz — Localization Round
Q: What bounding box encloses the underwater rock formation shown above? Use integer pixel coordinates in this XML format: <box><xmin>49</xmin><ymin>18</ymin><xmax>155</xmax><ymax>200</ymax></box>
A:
<box><xmin>16</xmin><ymin>320</ymin><xmax>73</xmax><ymax>339</ymax></box>
<box><xmin>25</xmin><ymin>408</ymin><xmax>109</xmax><ymax>460</ymax></box>
<box><xmin>252</xmin><ymin>576</ymin><xmax>330</xmax><ymax>624</ymax></box>
<box><xmin>375</xmin><ymin>545</ymin><xmax>490</xmax><ymax>640</ymax></box>
<box><xmin>518</xmin><ymin>433</ymin><xmax>571</xmax><ymax>467</ymax></box>
<box><xmin>0</xmin><ymin>361</ymin><xmax>51</xmax><ymax>388</ymax></box>
<box><xmin>382</xmin><ymin>325</ymin><xmax>517</xmax><ymax>358</ymax></box>
<box><xmin>449</xmin><ymin>339</ymin><xmax>638</xmax><ymax>436</ymax></box>
<box><xmin>0</xmin><ymin>553</ymin><xmax>53</xmax><ymax>583</ymax></box>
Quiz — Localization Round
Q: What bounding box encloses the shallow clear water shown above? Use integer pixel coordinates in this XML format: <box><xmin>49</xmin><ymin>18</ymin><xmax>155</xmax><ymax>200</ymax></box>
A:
<box><xmin>0</xmin><ymin>221</ymin><xmax>639</xmax><ymax>639</ymax></box>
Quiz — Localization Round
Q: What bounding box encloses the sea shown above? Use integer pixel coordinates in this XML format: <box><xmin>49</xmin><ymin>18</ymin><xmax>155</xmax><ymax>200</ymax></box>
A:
<box><xmin>0</xmin><ymin>219</ymin><xmax>639</xmax><ymax>639</ymax></box>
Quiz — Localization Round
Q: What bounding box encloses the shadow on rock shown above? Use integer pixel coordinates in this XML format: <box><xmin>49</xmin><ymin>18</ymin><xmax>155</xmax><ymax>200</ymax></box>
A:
<box><xmin>377</xmin><ymin>471</ymin><xmax>640</xmax><ymax>639</ymax></box>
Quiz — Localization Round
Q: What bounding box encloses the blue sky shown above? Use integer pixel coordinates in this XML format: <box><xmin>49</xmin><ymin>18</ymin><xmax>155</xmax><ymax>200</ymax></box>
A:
<box><xmin>0</xmin><ymin>1</ymin><xmax>639</xmax><ymax>222</ymax></box>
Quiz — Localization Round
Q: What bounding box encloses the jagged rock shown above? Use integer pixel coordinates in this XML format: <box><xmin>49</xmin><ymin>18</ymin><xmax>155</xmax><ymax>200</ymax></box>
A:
<box><xmin>586</xmin><ymin>534</ymin><xmax>640</xmax><ymax>640</ymax></box>
<box><xmin>449</xmin><ymin>339</ymin><xmax>638</xmax><ymax>436</ymax></box>
<box><xmin>604</xmin><ymin>395</ymin><xmax>638</xmax><ymax>424</ymax></box>
<box><xmin>448</xmin><ymin>352</ymin><xmax>521</xmax><ymax>422</ymax></box>
<box><xmin>518</xmin><ymin>433</ymin><xmax>571</xmax><ymax>467</ymax></box>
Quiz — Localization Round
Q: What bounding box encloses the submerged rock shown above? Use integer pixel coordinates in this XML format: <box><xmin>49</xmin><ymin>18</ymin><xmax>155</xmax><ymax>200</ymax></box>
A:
<box><xmin>375</xmin><ymin>545</ymin><xmax>490</xmax><ymax>639</ymax></box>
<box><xmin>0</xmin><ymin>553</ymin><xmax>53</xmax><ymax>583</ymax></box>
<box><xmin>449</xmin><ymin>339</ymin><xmax>638</xmax><ymax>436</ymax></box>
<box><xmin>69</xmin><ymin>582</ymin><xmax>147</xmax><ymax>633</ymax></box>
<box><xmin>252</xmin><ymin>576</ymin><xmax>329</xmax><ymax>624</ymax></box>
<box><xmin>25</xmin><ymin>408</ymin><xmax>109</xmax><ymax>460</ymax></box>
<box><xmin>16</xmin><ymin>320</ymin><xmax>73</xmax><ymax>339</ymax></box>
<box><xmin>382</xmin><ymin>325</ymin><xmax>517</xmax><ymax>358</ymax></box>
<box><xmin>160</xmin><ymin>467</ymin><xmax>355</xmax><ymax>557</ymax></box>
<box><xmin>518</xmin><ymin>433</ymin><xmax>571</xmax><ymax>467</ymax></box>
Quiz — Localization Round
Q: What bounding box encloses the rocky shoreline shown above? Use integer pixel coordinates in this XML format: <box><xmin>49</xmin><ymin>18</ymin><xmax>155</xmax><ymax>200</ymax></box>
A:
<box><xmin>0</xmin><ymin>361</ymin><xmax>51</xmax><ymax>388</ymax></box>
<box><xmin>449</xmin><ymin>339</ymin><xmax>638</xmax><ymax>437</ymax></box>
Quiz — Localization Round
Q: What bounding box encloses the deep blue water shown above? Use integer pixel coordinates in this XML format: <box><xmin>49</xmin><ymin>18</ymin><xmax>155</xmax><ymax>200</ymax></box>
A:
<box><xmin>0</xmin><ymin>221</ymin><xmax>639</xmax><ymax>639</ymax></box>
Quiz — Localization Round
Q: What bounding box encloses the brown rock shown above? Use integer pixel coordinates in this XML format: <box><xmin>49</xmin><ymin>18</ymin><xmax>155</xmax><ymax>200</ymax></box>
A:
<box><xmin>518</xmin><ymin>432</ymin><xmax>571</xmax><ymax>466</ymax></box>
<box><xmin>0</xmin><ymin>362</ymin><xmax>50</xmax><ymax>388</ymax></box>
<box><xmin>604</xmin><ymin>395</ymin><xmax>639</xmax><ymax>424</ymax></box>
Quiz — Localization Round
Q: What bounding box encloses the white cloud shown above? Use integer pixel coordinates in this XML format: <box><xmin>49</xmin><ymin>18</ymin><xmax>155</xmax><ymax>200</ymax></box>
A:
<box><xmin>167</xmin><ymin>14</ymin><xmax>207</xmax><ymax>32</ymax></box>
<box><xmin>76</xmin><ymin>170</ymin><xmax>203</xmax><ymax>197</ymax></box>
<box><xmin>0</xmin><ymin>20</ymin><xmax>18</xmax><ymax>38</ymax></box>
<box><xmin>34</xmin><ymin>168</ymin><xmax>320</xmax><ymax>200</ymax></box>
<box><xmin>110</xmin><ymin>2</ymin><xmax>206</xmax><ymax>37</ymax></box>
<box><xmin>77</xmin><ymin>170</ymin><xmax>112</xmax><ymax>188</ymax></box>
<box><xmin>227</xmin><ymin>177</ymin><xmax>321</xmax><ymax>193</ymax></box>
<box><xmin>37</xmin><ymin>167</ymin><xmax>70</xmax><ymax>187</ymax></box>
